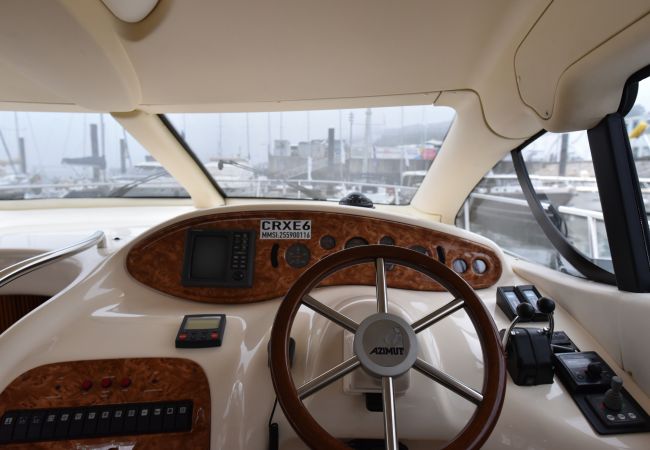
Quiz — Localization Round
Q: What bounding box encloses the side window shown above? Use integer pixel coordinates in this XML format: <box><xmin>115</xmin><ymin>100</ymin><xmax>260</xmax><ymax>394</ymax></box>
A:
<box><xmin>456</xmin><ymin>131</ymin><xmax>611</xmax><ymax>275</ymax></box>
<box><xmin>626</xmin><ymin>77</ymin><xmax>650</xmax><ymax>208</ymax></box>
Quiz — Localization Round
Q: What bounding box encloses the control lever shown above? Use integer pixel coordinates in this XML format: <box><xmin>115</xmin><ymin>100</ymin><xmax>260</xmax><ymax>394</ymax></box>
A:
<box><xmin>501</xmin><ymin>302</ymin><xmax>554</xmax><ymax>386</ymax></box>
<box><xmin>587</xmin><ymin>361</ymin><xmax>604</xmax><ymax>380</ymax></box>
<box><xmin>603</xmin><ymin>376</ymin><xmax>624</xmax><ymax>411</ymax></box>
<box><xmin>536</xmin><ymin>296</ymin><xmax>555</xmax><ymax>344</ymax></box>
<box><xmin>501</xmin><ymin>302</ymin><xmax>535</xmax><ymax>350</ymax></box>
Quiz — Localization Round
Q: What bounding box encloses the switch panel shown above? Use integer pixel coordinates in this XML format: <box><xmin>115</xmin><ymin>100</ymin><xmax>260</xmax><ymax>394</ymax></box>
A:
<box><xmin>0</xmin><ymin>401</ymin><xmax>192</xmax><ymax>445</ymax></box>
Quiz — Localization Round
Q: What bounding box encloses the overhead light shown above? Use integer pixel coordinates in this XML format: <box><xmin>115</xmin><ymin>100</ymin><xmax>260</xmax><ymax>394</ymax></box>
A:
<box><xmin>101</xmin><ymin>0</ymin><xmax>159</xmax><ymax>23</ymax></box>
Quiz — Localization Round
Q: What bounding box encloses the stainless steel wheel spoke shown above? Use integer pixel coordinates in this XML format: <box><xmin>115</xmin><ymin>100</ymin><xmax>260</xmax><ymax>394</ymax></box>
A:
<box><xmin>413</xmin><ymin>358</ymin><xmax>483</xmax><ymax>405</ymax></box>
<box><xmin>302</xmin><ymin>294</ymin><xmax>359</xmax><ymax>333</ymax></box>
<box><xmin>297</xmin><ymin>356</ymin><xmax>360</xmax><ymax>399</ymax></box>
<box><xmin>382</xmin><ymin>376</ymin><xmax>399</xmax><ymax>450</ymax></box>
<box><xmin>411</xmin><ymin>298</ymin><xmax>465</xmax><ymax>333</ymax></box>
<box><xmin>376</xmin><ymin>258</ymin><xmax>388</xmax><ymax>313</ymax></box>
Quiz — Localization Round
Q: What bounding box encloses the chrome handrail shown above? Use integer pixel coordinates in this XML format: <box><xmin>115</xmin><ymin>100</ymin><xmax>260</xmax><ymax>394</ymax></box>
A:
<box><xmin>0</xmin><ymin>231</ymin><xmax>106</xmax><ymax>289</ymax></box>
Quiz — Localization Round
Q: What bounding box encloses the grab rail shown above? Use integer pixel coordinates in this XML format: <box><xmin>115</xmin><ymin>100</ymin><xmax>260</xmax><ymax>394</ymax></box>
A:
<box><xmin>0</xmin><ymin>231</ymin><xmax>106</xmax><ymax>289</ymax></box>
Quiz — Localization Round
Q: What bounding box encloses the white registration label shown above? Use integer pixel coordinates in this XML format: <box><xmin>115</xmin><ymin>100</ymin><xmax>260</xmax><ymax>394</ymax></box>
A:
<box><xmin>260</xmin><ymin>219</ymin><xmax>312</xmax><ymax>239</ymax></box>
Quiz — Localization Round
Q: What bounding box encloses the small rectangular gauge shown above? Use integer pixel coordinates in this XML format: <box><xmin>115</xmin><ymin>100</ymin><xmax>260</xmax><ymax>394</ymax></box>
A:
<box><xmin>515</xmin><ymin>285</ymin><xmax>547</xmax><ymax>321</ymax></box>
<box><xmin>175</xmin><ymin>314</ymin><xmax>226</xmax><ymax>348</ymax></box>
<box><xmin>496</xmin><ymin>285</ymin><xmax>546</xmax><ymax>322</ymax></box>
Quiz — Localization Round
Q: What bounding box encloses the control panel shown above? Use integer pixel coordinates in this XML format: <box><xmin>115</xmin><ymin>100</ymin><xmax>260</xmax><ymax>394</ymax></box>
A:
<box><xmin>0</xmin><ymin>358</ymin><xmax>210</xmax><ymax>448</ymax></box>
<box><xmin>555</xmin><ymin>351</ymin><xmax>615</xmax><ymax>393</ymax></box>
<box><xmin>497</xmin><ymin>285</ymin><xmax>546</xmax><ymax>322</ymax></box>
<box><xmin>554</xmin><ymin>351</ymin><xmax>650</xmax><ymax>434</ymax></box>
<box><xmin>0</xmin><ymin>401</ymin><xmax>192</xmax><ymax>445</ymax></box>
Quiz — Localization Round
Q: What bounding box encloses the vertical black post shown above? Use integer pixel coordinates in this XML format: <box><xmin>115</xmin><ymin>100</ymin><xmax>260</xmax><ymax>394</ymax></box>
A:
<box><xmin>120</xmin><ymin>138</ymin><xmax>128</xmax><ymax>174</ymax></box>
<box><xmin>90</xmin><ymin>124</ymin><xmax>100</xmax><ymax>182</ymax></box>
<box><xmin>18</xmin><ymin>137</ymin><xmax>26</xmax><ymax>174</ymax></box>
<box><xmin>327</xmin><ymin>128</ymin><xmax>335</xmax><ymax>167</ymax></box>
<box><xmin>588</xmin><ymin>113</ymin><xmax>650</xmax><ymax>292</ymax></box>
<box><xmin>559</xmin><ymin>133</ymin><xmax>568</xmax><ymax>176</ymax></box>
<box><xmin>327</xmin><ymin>128</ymin><xmax>335</xmax><ymax>195</ymax></box>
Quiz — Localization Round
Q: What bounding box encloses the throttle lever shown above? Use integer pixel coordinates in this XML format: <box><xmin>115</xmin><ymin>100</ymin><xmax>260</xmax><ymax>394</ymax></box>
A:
<box><xmin>501</xmin><ymin>302</ymin><xmax>535</xmax><ymax>350</ymax></box>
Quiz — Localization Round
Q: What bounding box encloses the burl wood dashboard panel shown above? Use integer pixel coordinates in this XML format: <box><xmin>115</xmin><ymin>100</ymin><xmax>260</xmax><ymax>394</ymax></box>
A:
<box><xmin>0</xmin><ymin>358</ymin><xmax>210</xmax><ymax>449</ymax></box>
<box><xmin>127</xmin><ymin>210</ymin><xmax>502</xmax><ymax>304</ymax></box>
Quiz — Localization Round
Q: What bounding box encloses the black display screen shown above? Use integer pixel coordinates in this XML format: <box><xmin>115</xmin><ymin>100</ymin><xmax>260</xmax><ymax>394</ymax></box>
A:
<box><xmin>182</xmin><ymin>229</ymin><xmax>255</xmax><ymax>287</ymax></box>
<box><xmin>190</xmin><ymin>235</ymin><xmax>228</xmax><ymax>280</ymax></box>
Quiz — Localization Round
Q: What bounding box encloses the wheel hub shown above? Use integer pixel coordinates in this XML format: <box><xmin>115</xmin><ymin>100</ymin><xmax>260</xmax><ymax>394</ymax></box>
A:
<box><xmin>353</xmin><ymin>313</ymin><xmax>418</xmax><ymax>377</ymax></box>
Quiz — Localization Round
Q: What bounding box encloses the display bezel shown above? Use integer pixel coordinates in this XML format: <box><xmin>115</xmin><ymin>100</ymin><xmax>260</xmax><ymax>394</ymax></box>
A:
<box><xmin>181</xmin><ymin>229</ymin><xmax>255</xmax><ymax>287</ymax></box>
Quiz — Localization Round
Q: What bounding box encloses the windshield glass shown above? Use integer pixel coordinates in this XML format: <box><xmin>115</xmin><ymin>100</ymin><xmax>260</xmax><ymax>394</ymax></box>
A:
<box><xmin>166</xmin><ymin>105</ymin><xmax>455</xmax><ymax>204</ymax></box>
<box><xmin>0</xmin><ymin>112</ymin><xmax>188</xmax><ymax>200</ymax></box>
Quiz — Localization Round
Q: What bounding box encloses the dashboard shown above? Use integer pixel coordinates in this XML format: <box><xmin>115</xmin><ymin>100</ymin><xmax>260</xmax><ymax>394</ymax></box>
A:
<box><xmin>0</xmin><ymin>203</ymin><xmax>649</xmax><ymax>449</ymax></box>
<box><xmin>126</xmin><ymin>210</ymin><xmax>502</xmax><ymax>304</ymax></box>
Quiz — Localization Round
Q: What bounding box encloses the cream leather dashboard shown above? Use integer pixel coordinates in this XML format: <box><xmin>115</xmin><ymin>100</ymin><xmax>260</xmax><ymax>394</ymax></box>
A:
<box><xmin>0</xmin><ymin>203</ymin><xmax>648</xmax><ymax>449</ymax></box>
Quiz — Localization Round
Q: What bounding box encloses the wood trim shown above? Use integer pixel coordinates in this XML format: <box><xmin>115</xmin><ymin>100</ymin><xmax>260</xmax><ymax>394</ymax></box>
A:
<box><xmin>0</xmin><ymin>295</ymin><xmax>49</xmax><ymax>334</ymax></box>
<box><xmin>127</xmin><ymin>210</ymin><xmax>502</xmax><ymax>303</ymax></box>
<box><xmin>270</xmin><ymin>245</ymin><xmax>506</xmax><ymax>450</ymax></box>
<box><xmin>0</xmin><ymin>358</ymin><xmax>210</xmax><ymax>449</ymax></box>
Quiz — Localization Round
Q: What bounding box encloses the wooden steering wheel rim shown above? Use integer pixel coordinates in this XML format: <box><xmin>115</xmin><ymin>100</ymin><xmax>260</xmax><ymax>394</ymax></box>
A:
<box><xmin>270</xmin><ymin>245</ymin><xmax>506</xmax><ymax>450</ymax></box>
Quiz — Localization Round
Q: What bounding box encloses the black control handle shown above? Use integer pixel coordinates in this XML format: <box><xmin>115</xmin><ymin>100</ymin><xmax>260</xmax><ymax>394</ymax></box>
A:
<box><xmin>536</xmin><ymin>297</ymin><xmax>556</xmax><ymax>343</ymax></box>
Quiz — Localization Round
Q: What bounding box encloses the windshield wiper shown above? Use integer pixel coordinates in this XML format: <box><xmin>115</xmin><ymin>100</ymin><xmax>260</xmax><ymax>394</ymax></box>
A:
<box><xmin>216</xmin><ymin>159</ymin><xmax>327</xmax><ymax>200</ymax></box>
<box><xmin>108</xmin><ymin>169</ymin><xmax>170</xmax><ymax>197</ymax></box>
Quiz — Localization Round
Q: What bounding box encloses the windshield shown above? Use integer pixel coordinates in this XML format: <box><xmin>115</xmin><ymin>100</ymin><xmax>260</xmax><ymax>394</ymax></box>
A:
<box><xmin>166</xmin><ymin>105</ymin><xmax>455</xmax><ymax>204</ymax></box>
<box><xmin>0</xmin><ymin>112</ymin><xmax>188</xmax><ymax>200</ymax></box>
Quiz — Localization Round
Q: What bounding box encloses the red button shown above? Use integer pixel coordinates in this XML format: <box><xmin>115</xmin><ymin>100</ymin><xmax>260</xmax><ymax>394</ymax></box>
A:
<box><xmin>120</xmin><ymin>377</ymin><xmax>132</xmax><ymax>388</ymax></box>
<box><xmin>100</xmin><ymin>377</ymin><xmax>112</xmax><ymax>388</ymax></box>
<box><xmin>81</xmin><ymin>379</ymin><xmax>93</xmax><ymax>391</ymax></box>
<box><xmin>178</xmin><ymin>333</ymin><xmax>187</xmax><ymax>341</ymax></box>
<box><xmin>210</xmin><ymin>332</ymin><xmax>218</xmax><ymax>340</ymax></box>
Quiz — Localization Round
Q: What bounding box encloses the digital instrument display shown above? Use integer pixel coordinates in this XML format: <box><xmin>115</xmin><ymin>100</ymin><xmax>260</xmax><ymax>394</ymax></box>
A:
<box><xmin>185</xmin><ymin>317</ymin><xmax>222</xmax><ymax>330</ymax></box>
<box><xmin>521</xmin><ymin>289</ymin><xmax>538</xmax><ymax>303</ymax></box>
<box><xmin>564</xmin><ymin>357</ymin><xmax>591</xmax><ymax>369</ymax></box>
<box><xmin>176</xmin><ymin>314</ymin><xmax>227</xmax><ymax>348</ymax></box>
<box><xmin>504</xmin><ymin>291</ymin><xmax>520</xmax><ymax>310</ymax></box>
<box><xmin>182</xmin><ymin>229</ymin><xmax>255</xmax><ymax>287</ymax></box>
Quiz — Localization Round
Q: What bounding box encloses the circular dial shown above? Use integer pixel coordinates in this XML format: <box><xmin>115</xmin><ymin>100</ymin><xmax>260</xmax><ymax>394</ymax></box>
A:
<box><xmin>409</xmin><ymin>245</ymin><xmax>430</xmax><ymax>256</ymax></box>
<box><xmin>452</xmin><ymin>258</ymin><xmax>468</xmax><ymax>273</ymax></box>
<box><xmin>285</xmin><ymin>243</ymin><xmax>311</xmax><ymax>268</ymax></box>
<box><xmin>379</xmin><ymin>235</ymin><xmax>395</xmax><ymax>245</ymax></box>
<box><xmin>345</xmin><ymin>237</ymin><xmax>369</xmax><ymax>249</ymax></box>
<box><xmin>472</xmin><ymin>258</ymin><xmax>487</xmax><ymax>274</ymax></box>
<box><xmin>320</xmin><ymin>235</ymin><xmax>336</xmax><ymax>250</ymax></box>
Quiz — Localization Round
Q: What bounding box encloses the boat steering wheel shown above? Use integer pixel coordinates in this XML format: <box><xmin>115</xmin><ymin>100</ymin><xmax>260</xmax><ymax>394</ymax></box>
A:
<box><xmin>270</xmin><ymin>245</ymin><xmax>506</xmax><ymax>450</ymax></box>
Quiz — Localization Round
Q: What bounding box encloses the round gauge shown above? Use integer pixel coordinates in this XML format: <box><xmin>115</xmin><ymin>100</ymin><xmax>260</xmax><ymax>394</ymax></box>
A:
<box><xmin>320</xmin><ymin>235</ymin><xmax>336</xmax><ymax>250</ymax></box>
<box><xmin>379</xmin><ymin>235</ymin><xmax>395</xmax><ymax>246</ymax></box>
<box><xmin>345</xmin><ymin>237</ymin><xmax>369</xmax><ymax>249</ymax></box>
<box><xmin>452</xmin><ymin>258</ymin><xmax>468</xmax><ymax>274</ymax></box>
<box><xmin>472</xmin><ymin>258</ymin><xmax>487</xmax><ymax>274</ymax></box>
<box><xmin>285</xmin><ymin>243</ymin><xmax>311</xmax><ymax>268</ymax></box>
<box><xmin>409</xmin><ymin>245</ymin><xmax>430</xmax><ymax>256</ymax></box>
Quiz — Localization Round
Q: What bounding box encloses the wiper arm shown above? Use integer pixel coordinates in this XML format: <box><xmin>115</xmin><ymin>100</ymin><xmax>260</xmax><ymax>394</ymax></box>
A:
<box><xmin>108</xmin><ymin>169</ymin><xmax>169</xmax><ymax>197</ymax></box>
<box><xmin>216</xmin><ymin>159</ymin><xmax>327</xmax><ymax>200</ymax></box>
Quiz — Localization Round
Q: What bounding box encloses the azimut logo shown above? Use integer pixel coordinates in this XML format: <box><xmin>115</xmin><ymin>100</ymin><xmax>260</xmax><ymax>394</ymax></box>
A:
<box><xmin>369</xmin><ymin>326</ymin><xmax>405</xmax><ymax>356</ymax></box>
<box><xmin>369</xmin><ymin>346</ymin><xmax>405</xmax><ymax>355</ymax></box>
